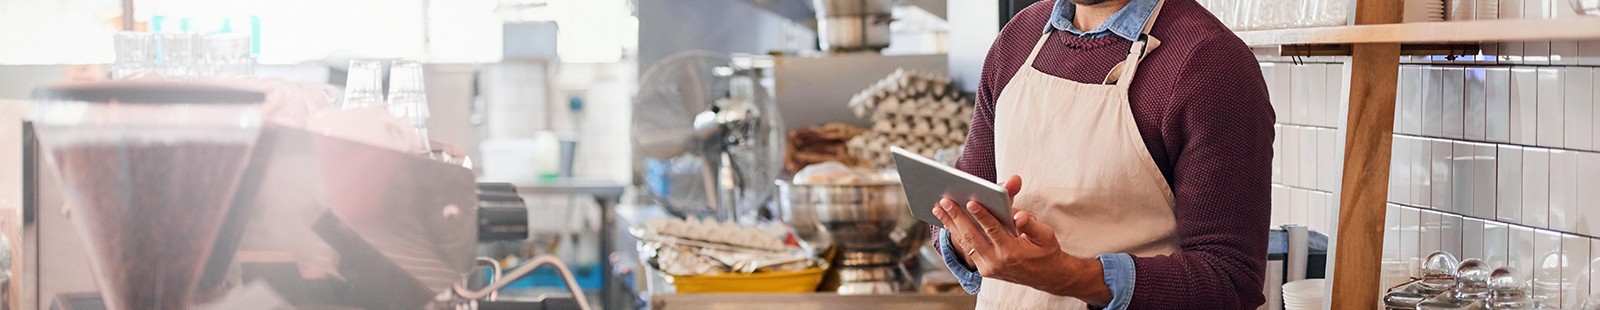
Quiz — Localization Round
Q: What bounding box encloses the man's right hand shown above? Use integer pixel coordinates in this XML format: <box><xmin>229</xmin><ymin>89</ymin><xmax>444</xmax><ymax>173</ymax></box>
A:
<box><xmin>938</xmin><ymin>175</ymin><xmax>1024</xmax><ymax>268</ymax></box>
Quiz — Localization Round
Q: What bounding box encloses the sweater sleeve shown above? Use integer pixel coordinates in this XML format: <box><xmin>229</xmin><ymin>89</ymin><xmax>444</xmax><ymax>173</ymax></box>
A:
<box><xmin>1126</xmin><ymin>34</ymin><xmax>1275</xmax><ymax>310</ymax></box>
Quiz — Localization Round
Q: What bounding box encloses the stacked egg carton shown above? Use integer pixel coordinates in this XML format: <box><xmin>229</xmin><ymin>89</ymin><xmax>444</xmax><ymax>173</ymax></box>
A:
<box><xmin>643</xmin><ymin>217</ymin><xmax>788</xmax><ymax>252</ymax></box>
<box><xmin>846</xmin><ymin>69</ymin><xmax>974</xmax><ymax>167</ymax></box>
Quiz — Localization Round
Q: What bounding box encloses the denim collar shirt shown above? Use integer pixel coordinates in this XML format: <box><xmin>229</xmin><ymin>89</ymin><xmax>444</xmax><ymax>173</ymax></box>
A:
<box><xmin>1043</xmin><ymin>0</ymin><xmax>1158</xmax><ymax>41</ymax></box>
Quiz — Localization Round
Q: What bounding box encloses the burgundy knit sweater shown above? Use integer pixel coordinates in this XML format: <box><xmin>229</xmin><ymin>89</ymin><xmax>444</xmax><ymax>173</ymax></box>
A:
<box><xmin>946</xmin><ymin>0</ymin><xmax>1275</xmax><ymax>308</ymax></box>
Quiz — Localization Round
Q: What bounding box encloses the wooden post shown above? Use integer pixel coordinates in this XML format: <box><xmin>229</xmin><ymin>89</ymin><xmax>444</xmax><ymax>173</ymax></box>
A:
<box><xmin>1329</xmin><ymin>43</ymin><xmax>1401</xmax><ymax>309</ymax></box>
<box><xmin>1329</xmin><ymin>0</ymin><xmax>1403</xmax><ymax>306</ymax></box>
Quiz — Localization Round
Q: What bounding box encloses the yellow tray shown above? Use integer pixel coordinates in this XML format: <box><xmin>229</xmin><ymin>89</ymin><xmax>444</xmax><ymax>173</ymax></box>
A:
<box><xmin>668</xmin><ymin>267</ymin><xmax>827</xmax><ymax>293</ymax></box>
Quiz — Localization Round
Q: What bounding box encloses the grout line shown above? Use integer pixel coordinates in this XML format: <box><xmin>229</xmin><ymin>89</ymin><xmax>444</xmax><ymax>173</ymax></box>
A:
<box><xmin>1392</xmin><ymin>133</ymin><xmax>1600</xmax><ymax>155</ymax></box>
<box><xmin>1388</xmin><ymin>202</ymin><xmax>1599</xmax><ymax>240</ymax></box>
<box><xmin>1276</xmin><ymin>122</ymin><xmax>1342</xmax><ymax>131</ymax></box>
<box><xmin>1272</xmin><ymin>183</ymin><xmax>1335</xmax><ymax>195</ymax></box>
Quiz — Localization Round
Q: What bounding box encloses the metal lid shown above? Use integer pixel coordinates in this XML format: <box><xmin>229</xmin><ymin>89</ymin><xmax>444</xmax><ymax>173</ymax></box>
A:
<box><xmin>32</xmin><ymin>80</ymin><xmax>266</xmax><ymax>104</ymax></box>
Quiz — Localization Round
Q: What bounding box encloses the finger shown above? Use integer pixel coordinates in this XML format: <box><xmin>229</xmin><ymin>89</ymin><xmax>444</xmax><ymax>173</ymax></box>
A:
<box><xmin>1014</xmin><ymin>211</ymin><xmax>1059</xmax><ymax>247</ymax></box>
<box><xmin>965</xmin><ymin>200</ymin><xmax>1014</xmax><ymax>247</ymax></box>
<box><xmin>1004</xmin><ymin>175</ymin><xmax>1023</xmax><ymax>201</ymax></box>
<box><xmin>941</xmin><ymin>199</ymin><xmax>992</xmax><ymax>250</ymax></box>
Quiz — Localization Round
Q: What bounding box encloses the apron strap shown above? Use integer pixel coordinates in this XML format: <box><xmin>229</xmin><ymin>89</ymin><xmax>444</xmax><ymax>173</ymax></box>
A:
<box><xmin>1105</xmin><ymin>0</ymin><xmax>1168</xmax><ymax>86</ymax></box>
<box><xmin>1022</xmin><ymin>30</ymin><xmax>1054</xmax><ymax>67</ymax></box>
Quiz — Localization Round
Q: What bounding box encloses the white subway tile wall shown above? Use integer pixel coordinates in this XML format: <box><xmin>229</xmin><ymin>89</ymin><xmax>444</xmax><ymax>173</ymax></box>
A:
<box><xmin>1550</xmin><ymin>150</ymin><xmax>1579</xmax><ymax>232</ymax></box>
<box><xmin>1465</xmin><ymin>218</ymin><xmax>1485</xmax><ymax>262</ymax></box>
<box><xmin>1467</xmin><ymin>68</ymin><xmax>1488</xmax><ymax>140</ymax></box>
<box><xmin>1500</xmin><ymin>145</ymin><xmax>1525</xmax><ymax>223</ymax></box>
<box><xmin>1562</xmin><ymin>234</ymin><xmax>1591</xmax><ymax>307</ymax></box>
<box><xmin>1591</xmin><ymin>239</ymin><xmax>1600</xmax><ymax>303</ymax></box>
<box><xmin>1535</xmin><ymin>229</ymin><xmax>1563</xmax><ymax>303</ymax></box>
<box><xmin>1434</xmin><ymin>139</ymin><xmax>1455</xmax><ymax>212</ymax></box>
<box><xmin>1264</xmin><ymin>60</ymin><xmax>1600</xmax><ymax>303</ymax></box>
<box><xmin>1513</xmin><ymin>67</ymin><xmax>1539</xmax><ymax>144</ymax></box>
<box><xmin>1443</xmin><ymin>214</ymin><xmax>1466</xmax><ymax>257</ymax></box>
<box><xmin>1487</xmin><ymin>68</ymin><xmax>1512</xmax><ymax>142</ymax></box>
<box><xmin>1404</xmin><ymin>206</ymin><xmax>1424</xmax><ymax>278</ymax></box>
<box><xmin>1581</xmin><ymin>152</ymin><xmax>1600</xmax><ymax>236</ymax></box>
<box><xmin>1537</xmin><ymin>67</ymin><xmax>1566</xmax><ymax>148</ymax></box>
<box><xmin>1525</xmin><ymin>148</ymin><xmax>1551</xmax><ymax>229</ymax></box>
<box><xmin>1452</xmin><ymin>142</ymin><xmax>1474</xmax><ymax>217</ymax></box>
<box><xmin>1423</xmin><ymin>210</ymin><xmax>1445</xmax><ymax>258</ymax></box>
<box><xmin>1444</xmin><ymin>67</ymin><xmax>1467</xmax><ymax>139</ymax></box>
<box><xmin>1404</xmin><ymin>66</ymin><xmax>1426</xmax><ymax>135</ymax></box>
<box><xmin>1486</xmin><ymin>221</ymin><xmax>1511</xmax><ymax>268</ymax></box>
<box><xmin>1426</xmin><ymin>67</ymin><xmax>1446</xmax><ymax>137</ymax></box>
<box><xmin>1513</xmin><ymin>225</ymin><xmax>1538</xmax><ymax>281</ymax></box>
<box><xmin>1565</xmin><ymin>68</ymin><xmax>1593</xmax><ymax>150</ymax></box>
<box><xmin>1264</xmin><ymin>61</ymin><xmax>1346</xmax><ymax>234</ymax></box>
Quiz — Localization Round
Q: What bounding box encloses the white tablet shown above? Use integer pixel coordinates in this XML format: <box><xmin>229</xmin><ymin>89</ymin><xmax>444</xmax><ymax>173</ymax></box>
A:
<box><xmin>890</xmin><ymin>147</ymin><xmax>1015</xmax><ymax>234</ymax></box>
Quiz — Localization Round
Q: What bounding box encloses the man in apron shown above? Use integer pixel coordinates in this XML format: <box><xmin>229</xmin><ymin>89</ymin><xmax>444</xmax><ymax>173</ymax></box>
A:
<box><xmin>929</xmin><ymin>0</ymin><xmax>1274</xmax><ymax>308</ymax></box>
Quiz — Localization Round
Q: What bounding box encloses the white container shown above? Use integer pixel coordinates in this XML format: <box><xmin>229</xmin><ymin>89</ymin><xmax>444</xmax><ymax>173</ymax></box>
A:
<box><xmin>478</xmin><ymin>132</ymin><xmax>562</xmax><ymax>184</ymax></box>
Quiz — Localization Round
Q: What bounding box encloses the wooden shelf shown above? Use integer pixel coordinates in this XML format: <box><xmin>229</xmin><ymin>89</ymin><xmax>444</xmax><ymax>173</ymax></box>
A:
<box><xmin>1237</xmin><ymin>17</ymin><xmax>1600</xmax><ymax>46</ymax></box>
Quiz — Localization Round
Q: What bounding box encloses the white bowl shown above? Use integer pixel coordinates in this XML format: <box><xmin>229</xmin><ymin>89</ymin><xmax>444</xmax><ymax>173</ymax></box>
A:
<box><xmin>1283</xmin><ymin>279</ymin><xmax>1326</xmax><ymax>295</ymax></box>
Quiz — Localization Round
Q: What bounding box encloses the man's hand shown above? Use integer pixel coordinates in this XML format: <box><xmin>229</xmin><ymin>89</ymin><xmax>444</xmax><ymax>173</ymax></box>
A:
<box><xmin>932</xmin><ymin>175</ymin><xmax>1113</xmax><ymax>305</ymax></box>
<box><xmin>939</xmin><ymin>175</ymin><xmax>1024</xmax><ymax>266</ymax></box>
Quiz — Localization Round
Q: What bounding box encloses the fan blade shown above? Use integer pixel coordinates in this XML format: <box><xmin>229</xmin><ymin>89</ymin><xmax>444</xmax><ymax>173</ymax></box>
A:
<box><xmin>635</xmin><ymin>128</ymin><xmax>697</xmax><ymax>158</ymax></box>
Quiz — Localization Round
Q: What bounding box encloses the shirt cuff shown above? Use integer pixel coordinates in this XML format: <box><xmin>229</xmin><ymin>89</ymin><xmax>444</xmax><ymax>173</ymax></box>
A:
<box><xmin>1097</xmin><ymin>253</ymin><xmax>1137</xmax><ymax>310</ymax></box>
<box><xmin>937</xmin><ymin>229</ymin><xmax>984</xmax><ymax>294</ymax></box>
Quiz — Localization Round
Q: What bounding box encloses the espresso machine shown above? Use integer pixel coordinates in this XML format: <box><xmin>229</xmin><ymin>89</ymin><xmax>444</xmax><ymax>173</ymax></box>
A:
<box><xmin>12</xmin><ymin>81</ymin><xmax>583</xmax><ymax>310</ymax></box>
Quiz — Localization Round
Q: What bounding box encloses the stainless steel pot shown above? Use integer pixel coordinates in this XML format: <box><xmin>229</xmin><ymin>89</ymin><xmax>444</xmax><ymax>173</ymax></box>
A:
<box><xmin>813</xmin><ymin>0</ymin><xmax>896</xmax><ymax>52</ymax></box>
<box><xmin>775</xmin><ymin>180</ymin><xmax>927</xmax><ymax>263</ymax></box>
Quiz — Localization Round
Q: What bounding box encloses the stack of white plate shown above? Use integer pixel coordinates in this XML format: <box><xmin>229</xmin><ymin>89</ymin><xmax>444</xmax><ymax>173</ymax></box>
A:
<box><xmin>1404</xmin><ymin>0</ymin><xmax>1447</xmax><ymax>22</ymax></box>
<box><xmin>1283</xmin><ymin>279</ymin><xmax>1326</xmax><ymax>310</ymax></box>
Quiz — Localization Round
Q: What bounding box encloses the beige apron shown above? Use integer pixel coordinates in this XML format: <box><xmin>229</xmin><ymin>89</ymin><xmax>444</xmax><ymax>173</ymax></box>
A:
<box><xmin>977</xmin><ymin>1</ymin><xmax>1178</xmax><ymax>309</ymax></box>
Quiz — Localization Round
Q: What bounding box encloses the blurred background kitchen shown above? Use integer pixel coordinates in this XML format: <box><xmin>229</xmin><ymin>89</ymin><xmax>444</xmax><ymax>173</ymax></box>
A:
<box><xmin>0</xmin><ymin>0</ymin><xmax>989</xmax><ymax>309</ymax></box>
<box><xmin>2</xmin><ymin>0</ymin><xmax>1597</xmax><ymax>309</ymax></box>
